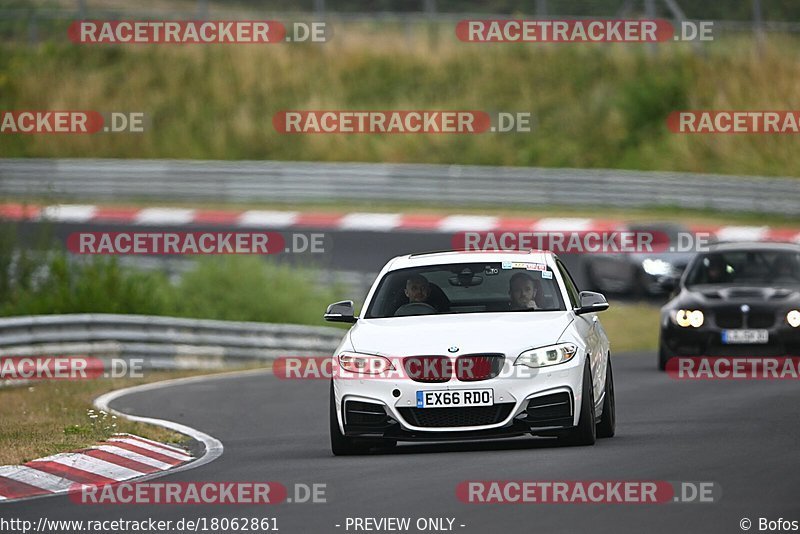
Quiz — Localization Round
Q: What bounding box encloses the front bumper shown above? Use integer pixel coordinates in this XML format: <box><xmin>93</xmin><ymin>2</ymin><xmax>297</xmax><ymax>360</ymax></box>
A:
<box><xmin>333</xmin><ymin>356</ymin><xmax>584</xmax><ymax>441</ymax></box>
<box><xmin>661</xmin><ymin>322</ymin><xmax>800</xmax><ymax>357</ymax></box>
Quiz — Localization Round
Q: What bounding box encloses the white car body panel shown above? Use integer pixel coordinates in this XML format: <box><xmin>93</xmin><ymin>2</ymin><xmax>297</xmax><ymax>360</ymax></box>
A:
<box><xmin>332</xmin><ymin>251</ymin><xmax>611</xmax><ymax>439</ymax></box>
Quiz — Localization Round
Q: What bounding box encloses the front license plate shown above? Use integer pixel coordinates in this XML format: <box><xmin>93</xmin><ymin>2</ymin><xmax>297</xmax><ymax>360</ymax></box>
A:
<box><xmin>721</xmin><ymin>329</ymin><xmax>769</xmax><ymax>344</ymax></box>
<box><xmin>416</xmin><ymin>389</ymin><xmax>493</xmax><ymax>408</ymax></box>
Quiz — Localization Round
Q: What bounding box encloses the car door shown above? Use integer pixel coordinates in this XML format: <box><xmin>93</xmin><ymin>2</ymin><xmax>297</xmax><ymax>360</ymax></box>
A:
<box><xmin>557</xmin><ymin>259</ymin><xmax>605</xmax><ymax>402</ymax></box>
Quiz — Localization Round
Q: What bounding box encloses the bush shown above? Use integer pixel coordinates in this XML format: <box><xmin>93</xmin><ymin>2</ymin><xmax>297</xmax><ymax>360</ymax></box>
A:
<box><xmin>0</xmin><ymin>229</ymin><xmax>343</xmax><ymax>325</ymax></box>
<box><xmin>172</xmin><ymin>256</ymin><xmax>343</xmax><ymax>325</ymax></box>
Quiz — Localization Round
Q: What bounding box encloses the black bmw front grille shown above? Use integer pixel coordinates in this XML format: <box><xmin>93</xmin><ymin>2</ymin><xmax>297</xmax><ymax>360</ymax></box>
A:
<box><xmin>749</xmin><ymin>311</ymin><xmax>775</xmax><ymax>328</ymax></box>
<box><xmin>714</xmin><ymin>307</ymin><xmax>776</xmax><ymax>329</ymax></box>
<box><xmin>398</xmin><ymin>404</ymin><xmax>514</xmax><ymax>428</ymax></box>
<box><xmin>715</xmin><ymin>310</ymin><xmax>743</xmax><ymax>328</ymax></box>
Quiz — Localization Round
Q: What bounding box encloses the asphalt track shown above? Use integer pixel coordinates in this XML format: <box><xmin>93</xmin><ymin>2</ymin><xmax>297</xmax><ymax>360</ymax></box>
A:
<box><xmin>3</xmin><ymin>353</ymin><xmax>799</xmax><ymax>534</ymax></box>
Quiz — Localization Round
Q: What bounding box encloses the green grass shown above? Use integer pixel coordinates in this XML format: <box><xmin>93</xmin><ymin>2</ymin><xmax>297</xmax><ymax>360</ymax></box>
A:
<box><xmin>0</xmin><ymin>225</ymin><xmax>347</xmax><ymax>325</ymax></box>
<box><xmin>601</xmin><ymin>301</ymin><xmax>661</xmax><ymax>353</ymax></box>
<box><xmin>1</xmin><ymin>30</ymin><xmax>800</xmax><ymax>177</ymax></box>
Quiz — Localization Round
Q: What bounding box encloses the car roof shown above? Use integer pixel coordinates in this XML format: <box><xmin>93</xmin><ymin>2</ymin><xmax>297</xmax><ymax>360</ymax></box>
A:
<box><xmin>704</xmin><ymin>241</ymin><xmax>800</xmax><ymax>253</ymax></box>
<box><xmin>387</xmin><ymin>250</ymin><xmax>553</xmax><ymax>270</ymax></box>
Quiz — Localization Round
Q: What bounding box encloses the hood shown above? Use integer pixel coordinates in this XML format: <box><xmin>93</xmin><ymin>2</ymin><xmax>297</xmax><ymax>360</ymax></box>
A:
<box><xmin>677</xmin><ymin>285</ymin><xmax>800</xmax><ymax>307</ymax></box>
<box><xmin>349</xmin><ymin>312</ymin><xmax>574</xmax><ymax>357</ymax></box>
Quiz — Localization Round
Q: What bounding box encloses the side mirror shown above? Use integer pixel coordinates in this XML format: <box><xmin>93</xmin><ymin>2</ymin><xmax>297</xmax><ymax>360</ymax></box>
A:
<box><xmin>575</xmin><ymin>291</ymin><xmax>609</xmax><ymax>315</ymax></box>
<box><xmin>324</xmin><ymin>300</ymin><xmax>358</xmax><ymax>323</ymax></box>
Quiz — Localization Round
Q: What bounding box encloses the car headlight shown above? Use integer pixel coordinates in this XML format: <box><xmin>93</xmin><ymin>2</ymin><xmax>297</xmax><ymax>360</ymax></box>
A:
<box><xmin>674</xmin><ymin>309</ymin><xmax>704</xmax><ymax>328</ymax></box>
<box><xmin>787</xmin><ymin>310</ymin><xmax>800</xmax><ymax>328</ymax></box>
<box><xmin>338</xmin><ymin>352</ymin><xmax>395</xmax><ymax>374</ymax></box>
<box><xmin>515</xmin><ymin>343</ymin><xmax>578</xmax><ymax>369</ymax></box>
<box><xmin>642</xmin><ymin>258</ymin><xmax>672</xmax><ymax>276</ymax></box>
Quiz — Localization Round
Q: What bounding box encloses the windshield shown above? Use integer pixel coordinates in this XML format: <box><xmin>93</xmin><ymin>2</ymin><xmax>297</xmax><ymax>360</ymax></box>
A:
<box><xmin>685</xmin><ymin>250</ymin><xmax>800</xmax><ymax>287</ymax></box>
<box><xmin>365</xmin><ymin>262</ymin><xmax>566</xmax><ymax>318</ymax></box>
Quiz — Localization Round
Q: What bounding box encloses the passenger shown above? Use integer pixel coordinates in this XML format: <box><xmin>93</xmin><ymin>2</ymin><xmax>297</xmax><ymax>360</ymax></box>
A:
<box><xmin>773</xmin><ymin>255</ymin><xmax>800</xmax><ymax>283</ymax></box>
<box><xmin>509</xmin><ymin>272</ymin><xmax>540</xmax><ymax>310</ymax></box>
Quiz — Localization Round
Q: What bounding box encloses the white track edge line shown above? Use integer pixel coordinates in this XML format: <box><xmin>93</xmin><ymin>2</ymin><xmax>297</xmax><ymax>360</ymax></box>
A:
<box><xmin>0</xmin><ymin>368</ymin><xmax>271</xmax><ymax>504</ymax></box>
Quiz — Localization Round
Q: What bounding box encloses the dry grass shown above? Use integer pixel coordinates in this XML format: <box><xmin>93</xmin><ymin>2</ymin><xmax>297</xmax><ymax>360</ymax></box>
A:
<box><xmin>0</xmin><ymin>365</ymin><xmax>268</xmax><ymax>465</ymax></box>
<box><xmin>601</xmin><ymin>301</ymin><xmax>661</xmax><ymax>354</ymax></box>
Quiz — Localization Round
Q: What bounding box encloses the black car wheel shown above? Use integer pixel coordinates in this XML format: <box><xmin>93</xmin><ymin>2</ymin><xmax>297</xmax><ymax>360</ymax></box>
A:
<box><xmin>596</xmin><ymin>355</ymin><xmax>615</xmax><ymax>438</ymax></box>
<box><xmin>658</xmin><ymin>336</ymin><xmax>675</xmax><ymax>371</ymax></box>
<box><xmin>559</xmin><ymin>359</ymin><xmax>597</xmax><ymax>447</ymax></box>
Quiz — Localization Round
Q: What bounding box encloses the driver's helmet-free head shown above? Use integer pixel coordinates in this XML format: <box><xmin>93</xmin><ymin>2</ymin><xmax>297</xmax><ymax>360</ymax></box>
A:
<box><xmin>404</xmin><ymin>274</ymin><xmax>431</xmax><ymax>303</ymax></box>
<box><xmin>704</xmin><ymin>255</ymin><xmax>727</xmax><ymax>281</ymax></box>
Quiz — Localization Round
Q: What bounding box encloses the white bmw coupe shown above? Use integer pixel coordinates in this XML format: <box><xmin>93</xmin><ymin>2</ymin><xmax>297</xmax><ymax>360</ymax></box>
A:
<box><xmin>325</xmin><ymin>250</ymin><xmax>614</xmax><ymax>455</ymax></box>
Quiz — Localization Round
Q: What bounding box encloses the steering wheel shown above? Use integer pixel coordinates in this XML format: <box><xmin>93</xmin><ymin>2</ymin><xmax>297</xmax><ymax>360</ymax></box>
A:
<box><xmin>394</xmin><ymin>302</ymin><xmax>437</xmax><ymax>316</ymax></box>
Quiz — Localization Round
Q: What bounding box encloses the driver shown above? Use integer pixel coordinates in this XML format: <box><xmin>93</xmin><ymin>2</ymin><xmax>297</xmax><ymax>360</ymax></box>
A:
<box><xmin>509</xmin><ymin>272</ymin><xmax>540</xmax><ymax>310</ymax></box>
<box><xmin>705</xmin><ymin>256</ymin><xmax>729</xmax><ymax>284</ymax></box>
<box><xmin>394</xmin><ymin>274</ymin><xmax>436</xmax><ymax>316</ymax></box>
<box><xmin>405</xmin><ymin>274</ymin><xmax>431</xmax><ymax>303</ymax></box>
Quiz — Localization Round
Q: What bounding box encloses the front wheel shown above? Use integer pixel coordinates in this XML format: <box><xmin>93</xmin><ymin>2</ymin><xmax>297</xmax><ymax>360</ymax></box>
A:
<box><xmin>596</xmin><ymin>355</ymin><xmax>615</xmax><ymax>439</ymax></box>
<box><xmin>658</xmin><ymin>336</ymin><xmax>674</xmax><ymax>371</ymax></box>
<box><xmin>559</xmin><ymin>359</ymin><xmax>597</xmax><ymax>447</ymax></box>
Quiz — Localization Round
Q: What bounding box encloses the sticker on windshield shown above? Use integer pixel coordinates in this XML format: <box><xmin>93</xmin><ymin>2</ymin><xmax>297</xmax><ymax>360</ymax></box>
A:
<box><xmin>524</xmin><ymin>263</ymin><xmax>547</xmax><ymax>271</ymax></box>
<box><xmin>501</xmin><ymin>261</ymin><xmax>513</xmax><ymax>269</ymax></box>
<box><xmin>541</xmin><ymin>270</ymin><xmax>553</xmax><ymax>279</ymax></box>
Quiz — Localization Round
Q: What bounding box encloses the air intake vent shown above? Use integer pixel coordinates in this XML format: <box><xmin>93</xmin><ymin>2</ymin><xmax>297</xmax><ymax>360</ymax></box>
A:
<box><xmin>398</xmin><ymin>404</ymin><xmax>514</xmax><ymax>428</ymax></box>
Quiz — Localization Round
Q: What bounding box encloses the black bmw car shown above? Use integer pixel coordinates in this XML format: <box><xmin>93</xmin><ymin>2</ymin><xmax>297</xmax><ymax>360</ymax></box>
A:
<box><xmin>658</xmin><ymin>242</ymin><xmax>800</xmax><ymax>370</ymax></box>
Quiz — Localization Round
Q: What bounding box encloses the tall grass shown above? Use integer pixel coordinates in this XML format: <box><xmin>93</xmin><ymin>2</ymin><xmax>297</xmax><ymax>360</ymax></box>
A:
<box><xmin>1</xmin><ymin>29</ymin><xmax>800</xmax><ymax>176</ymax></box>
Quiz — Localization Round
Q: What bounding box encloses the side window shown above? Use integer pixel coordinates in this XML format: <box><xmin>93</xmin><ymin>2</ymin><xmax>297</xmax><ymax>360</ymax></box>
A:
<box><xmin>556</xmin><ymin>260</ymin><xmax>580</xmax><ymax>308</ymax></box>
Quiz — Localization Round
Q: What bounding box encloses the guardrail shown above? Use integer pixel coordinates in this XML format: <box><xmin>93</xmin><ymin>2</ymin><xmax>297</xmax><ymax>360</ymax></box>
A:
<box><xmin>1</xmin><ymin>159</ymin><xmax>798</xmax><ymax>214</ymax></box>
<box><xmin>0</xmin><ymin>314</ymin><xmax>345</xmax><ymax>374</ymax></box>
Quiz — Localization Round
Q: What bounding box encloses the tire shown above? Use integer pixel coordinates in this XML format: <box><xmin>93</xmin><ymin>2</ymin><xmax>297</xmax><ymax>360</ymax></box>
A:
<box><xmin>559</xmin><ymin>359</ymin><xmax>597</xmax><ymax>447</ymax></box>
<box><xmin>329</xmin><ymin>382</ymin><xmax>371</xmax><ymax>456</ymax></box>
<box><xmin>658</xmin><ymin>336</ymin><xmax>674</xmax><ymax>371</ymax></box>
<box><xmin>596</xmin><ymin>355</ymin><xmax>615</xmax><ymax>439</ymax></box>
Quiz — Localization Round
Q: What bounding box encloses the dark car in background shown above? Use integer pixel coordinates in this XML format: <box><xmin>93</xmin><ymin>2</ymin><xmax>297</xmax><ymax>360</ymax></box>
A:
<box><xmin>658</xmin><ymin>242</ymin><xmax>800</xmax><ymax>370</ymax></box>
<box><xmin>583</xmin><ymin>222</ymin><xmax>697</xmax><ymax>298</ymax></box>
